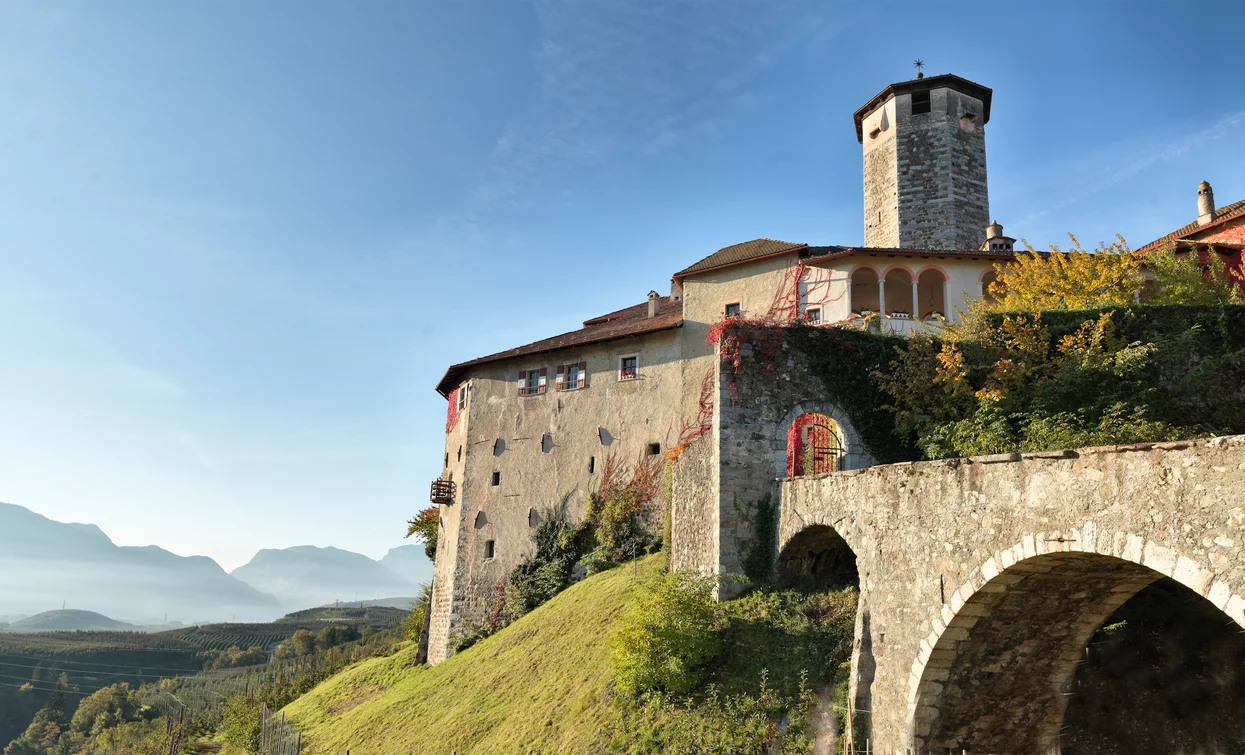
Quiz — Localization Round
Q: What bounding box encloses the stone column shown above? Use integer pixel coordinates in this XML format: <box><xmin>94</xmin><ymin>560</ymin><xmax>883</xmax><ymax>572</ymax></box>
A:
<box><xmin>911</xmin><ymin>280</ymin><xmax>920</xmax><ymax>318</ymax></box>
<box><xmin>878</xmin><ymin>282</ymin><xmax>886</xmax><ymax>317</ymax></box>
<box><xmin>943</xmin><ymin>279</ymin><xmax>951</xmax><ymax>318</ymax></box>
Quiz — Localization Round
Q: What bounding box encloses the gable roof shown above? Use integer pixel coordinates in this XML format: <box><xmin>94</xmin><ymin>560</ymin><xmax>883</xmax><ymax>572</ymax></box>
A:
<box><xmin>673</xmin><ymin>238</ymin><xmax>808</xmax><ymax>280</ymax></box>
<box><xmin>435</xmin><ymin>296</ymin><xmax>683</xmax><ymax>397</ymax></box>
<box><xmin>1135</xmin><ymin>197</ymin><xmax>1245</xmax><ymax>254</ymax></box>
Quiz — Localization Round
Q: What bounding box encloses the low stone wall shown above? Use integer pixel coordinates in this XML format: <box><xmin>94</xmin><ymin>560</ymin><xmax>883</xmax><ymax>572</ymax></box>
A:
<box><xmin>780</xmin><ymin>435</ymin><xmax>1245</xmax><ymax>752</ymax></box>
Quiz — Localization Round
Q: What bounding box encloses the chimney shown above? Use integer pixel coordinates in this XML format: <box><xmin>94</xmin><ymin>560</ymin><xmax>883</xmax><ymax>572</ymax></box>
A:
<box><xmin>979</xmin><ymin>220</ymin><xmax>1015</xmax><ymax>253</ymax></box>
<box><xmin>647</xmin><ymin>290</ymin><xmax>660</xmax><ymax>318</ymax></box>
<box><xmin>1198</xmin><ymin>180</ymin><xmax>1215</xmax><ymax>226</ymax></box>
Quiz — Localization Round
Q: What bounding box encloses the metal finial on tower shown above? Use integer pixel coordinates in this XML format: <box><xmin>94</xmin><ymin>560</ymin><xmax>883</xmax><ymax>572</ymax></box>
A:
<box><xmin>914</xmin><ymin>59</ymin><xmax>925</xmax><ymax>79</ymax></box>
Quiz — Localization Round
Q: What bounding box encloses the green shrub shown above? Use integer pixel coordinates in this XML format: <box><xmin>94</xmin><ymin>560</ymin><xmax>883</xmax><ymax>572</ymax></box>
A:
<box><xmin>610</xmin><ymin>571</ymin><xmax>721</xmax><ymax>698</ymax></box>
<box><xmin>507</xmin><ymin>495</ymin><xmax>591</xmax><ymax>617</ymax></box>
<box><xmin>219</xmin><ymin>695</ymin><xmax>263</xmax><ymax>752</ymax></box>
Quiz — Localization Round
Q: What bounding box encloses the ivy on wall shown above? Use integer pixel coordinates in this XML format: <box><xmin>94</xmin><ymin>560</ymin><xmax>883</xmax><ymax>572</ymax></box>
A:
<box><xmin>782</xmin><ymin>324</ymin><xmax>920</xmax><ymax>464</ymax></box>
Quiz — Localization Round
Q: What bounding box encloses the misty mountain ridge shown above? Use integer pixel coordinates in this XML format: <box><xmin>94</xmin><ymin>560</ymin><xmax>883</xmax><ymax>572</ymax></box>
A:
<box><xmin>0</xmin><ymin>503</ymin><xmax>432</xmax><ymax>623</ymax></box>
<box><xmin>3</xmin><ymin>609</ymin><xmax>132</xmax><ymax>633</ymax></box>
<box><xmin>231</xmin><ymin>544</ymin><xmax>430</xmax><ymax>611</ymax></box>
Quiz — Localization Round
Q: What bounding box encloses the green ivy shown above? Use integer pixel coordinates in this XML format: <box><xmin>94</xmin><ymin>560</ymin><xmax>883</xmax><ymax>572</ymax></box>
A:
<box><xmin>783</xmin><ymin>324</ymin><xmax>920</xmax><ymax>463</ymax></box>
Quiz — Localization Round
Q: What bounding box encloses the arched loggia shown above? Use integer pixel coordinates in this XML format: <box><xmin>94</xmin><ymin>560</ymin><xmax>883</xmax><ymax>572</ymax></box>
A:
<box><xmin>908</xmin><ymin>542</ymin><xmax>1245</xmax><ymax>753</ymax></box>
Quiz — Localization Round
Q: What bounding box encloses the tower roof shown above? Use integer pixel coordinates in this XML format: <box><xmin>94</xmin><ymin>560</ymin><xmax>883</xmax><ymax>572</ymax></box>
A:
<box><xmin>853</xmin><ymin>73</ymin><xmax>992</xmax><ymax>142</ymax></box>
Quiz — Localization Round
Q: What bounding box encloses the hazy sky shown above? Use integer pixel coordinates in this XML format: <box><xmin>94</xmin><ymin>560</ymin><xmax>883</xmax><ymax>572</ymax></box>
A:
<box><xmin>1</xmin><ymin>1</ymin><xmax>1242</xmax><ymax>572</ymax></box>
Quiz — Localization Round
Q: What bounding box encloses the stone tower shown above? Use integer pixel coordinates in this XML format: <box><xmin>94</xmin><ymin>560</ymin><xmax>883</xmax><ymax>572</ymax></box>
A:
<box><xmin>854</xmin><ymin>73</ymin><xmax>992</xmax><ymax>250</ymax></box>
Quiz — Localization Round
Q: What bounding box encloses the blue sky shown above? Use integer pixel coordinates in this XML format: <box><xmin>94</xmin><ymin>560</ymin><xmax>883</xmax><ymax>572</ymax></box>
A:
<box><xmin>1</xmin><ymin>1</ymin><xmax>1243</xmax><ymax>574</ymax></box>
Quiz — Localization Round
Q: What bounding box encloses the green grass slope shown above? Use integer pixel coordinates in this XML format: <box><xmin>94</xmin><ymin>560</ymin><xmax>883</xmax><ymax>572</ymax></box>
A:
<box><xmin>282</xmin><ymin>557</ymin><xmax>661</xmax><ymax>755</ymax></box>
<box><xmin>4</xmin><ymin>609</ymin><xmax>132</xmax><ymax>632</ymax></box>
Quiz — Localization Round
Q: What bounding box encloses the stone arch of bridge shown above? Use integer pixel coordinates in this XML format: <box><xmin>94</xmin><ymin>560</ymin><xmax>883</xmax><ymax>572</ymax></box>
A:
<box><xmin>906</xmin><ymin>528</ymin><xmax>1245</xmax><ymax>753</ymax></box>
<box><xmin>772</xmin><ymin>402</ymin><xmax>870</xmax><ymax>479</ymax></box>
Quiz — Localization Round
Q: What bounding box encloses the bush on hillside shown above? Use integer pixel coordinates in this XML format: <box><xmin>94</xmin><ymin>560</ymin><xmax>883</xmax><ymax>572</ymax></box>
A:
<box><xmin>610</xmin><ymin>571</ymin><xmax>720</xmax><ymax>698</ymax></box>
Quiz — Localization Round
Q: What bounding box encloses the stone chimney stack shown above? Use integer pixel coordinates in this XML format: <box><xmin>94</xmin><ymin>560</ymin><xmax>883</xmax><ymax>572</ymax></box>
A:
<box><xmin>647</xmin><ymin>290</ymin><xmax>660</xmax><ymax>318</ymax></box>
<box><xmin>980</xmin><ymin>220</ymin><xmax>1015</xmax><ymax>252</ymax></box>
<box><xmin>1198</xmin><ymin>180</ymin><xmax>1215</xmax><ymax>226</ymax></box>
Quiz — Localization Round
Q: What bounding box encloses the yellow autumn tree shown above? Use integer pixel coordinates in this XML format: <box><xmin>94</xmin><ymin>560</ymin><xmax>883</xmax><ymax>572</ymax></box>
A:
<box><xmin>986</xmin><ymin>235</ymin><xmax>1141</xmax><ymax>312</ymax></box>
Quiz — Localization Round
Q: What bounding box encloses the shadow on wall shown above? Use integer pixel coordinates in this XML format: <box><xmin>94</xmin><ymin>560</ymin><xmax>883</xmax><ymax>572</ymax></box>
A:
<box><xmin>1062</xmin><ymin>577</ymin><xmax>1245</xmax><ymax>753</ymax></box>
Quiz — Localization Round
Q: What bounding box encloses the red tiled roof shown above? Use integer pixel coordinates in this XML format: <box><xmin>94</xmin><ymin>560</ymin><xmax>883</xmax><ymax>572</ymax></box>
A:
<box><xmin>1135</xmin><ymin>197</ymin><xmax>1245</xmax><ymax>254</ymax></box>
<box><xmin>435</xmin><ymin>296</ymin><xmax>683</xmax><ymax>397</ymax></box>
<box><xmin>673</xmin><ymin>238</ymin><xmax>808</xmax><ymax>280</ymax></box>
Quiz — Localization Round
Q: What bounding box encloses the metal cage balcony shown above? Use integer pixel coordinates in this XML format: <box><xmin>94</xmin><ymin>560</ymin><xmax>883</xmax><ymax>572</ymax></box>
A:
<box><xmin>430</xmin><ymin>478</ymin><xmax>456</xmax><ymax>505</ymax></box>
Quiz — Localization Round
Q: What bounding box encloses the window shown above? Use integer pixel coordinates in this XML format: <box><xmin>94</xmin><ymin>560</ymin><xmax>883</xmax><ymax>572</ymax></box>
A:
<box><xmin>588</xmin><ymin>456</ymin><xmax>595</xmax><ymax>474</ymax></box>
<box><xmin>805</xmin><ymin>307</ymin><xmax>821</xmax><ymax>325</ymax></box>
<box><xmin>517</xmin><ymin>367</ymin><xmax>547</xmax><ymax>396</ymax></box>
<box><xmin>457</xmin><ymin>445</ymin><xmax>462</xmax><ymax>462</ymax></box>
<box><xmin>456</xmin><ymin>385</ymin><xmax>467</xmax><ymax>411</ymax></box>
<box><xmin>725</xmin><ymin>303</ymin><xmax>741</xmax><ymax>318</ymax></box>
<box><xmin>541</xmin><ymin>433</ymin><xmax>554</xmax><ymax>453</ymax></box>
<box><xmin>647</xmin><ymin>443</ymin><xmax>661</xmax><ymax>456</ymax></box>
<box><xmin>490</xmin><ymin>470</ymin><xmax>501</xmax><ymax>486</ymax></box>
<box><xmin>444</xmin><ymin>452</ymin><xmax>449</xmax><ymax>468</ymax></box>
<box><xmin>911</xmin><ymin>89</ymin><xmax>930</xmax><ymax>115</ymax></box>
<box><xmin>557</xmin><ymin>361</ymin><xmax>587</xmax><ymax>391</ymax></box>
<box><xmin>493</xmin><ymin>438</ymin><xmax>505</xmax><ymax>456</ymax></box>
<box><xmin>484</xmin><ymin>540</ymin><xmax>495</xmax><ymax>559</ymax></box>
<box><xmin>619</xmin><ymin>355</ymin><xmax>638</xmax><ymax>381</ymax></box>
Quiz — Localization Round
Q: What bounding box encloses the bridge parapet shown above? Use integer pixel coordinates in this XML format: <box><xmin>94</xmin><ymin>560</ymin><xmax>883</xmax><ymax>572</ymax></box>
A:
<box><xmin>779</xmin><ymin>435</ymin><xmax>1245</xmax><ymax>752</ymax></box>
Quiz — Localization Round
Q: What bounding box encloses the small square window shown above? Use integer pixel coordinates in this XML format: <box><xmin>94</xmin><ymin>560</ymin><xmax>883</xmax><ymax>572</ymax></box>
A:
<box><xmin>911</xmin><ymin>89</ymin><xmax>931</xmax><ymax>115</ymax></box>
<box><xmin>619</xmin><ymin>355</ymin><xmax>638</xmax><ymax>381</ymax></box>
<box><xmin>725</xmin><ymin>303</ymin><xmax>741</xmax><ymax>318</ymax></box>
<box><xmin>646</xmin><ymin>443</ymin><xmax>661</xmax><ymax>456</ymax></box>
<box><xmin>484</xmin><ymin>540</ymin><xmax>495</xmax><ymax>559</ymax></box>
<box><xmin>490</xmin><ymin>470</ymin><xmax>501</xmax><ymax>486</ymax></box>
<box><xmin>805</xmin><ymin>307</ymin><xmax>821</xmax><ymax>325</ymax></box>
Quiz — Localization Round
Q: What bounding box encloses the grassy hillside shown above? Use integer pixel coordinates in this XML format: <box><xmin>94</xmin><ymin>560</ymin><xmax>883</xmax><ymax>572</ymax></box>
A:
<box><xmin>282</xmin><ymin>557</ymin><xmax>660</xmax><ymax>754</ymax></box>
<box><xmin>281</xmin><ymin>557</ymin><xmax>857</xmax><ymax>755</ymax></box>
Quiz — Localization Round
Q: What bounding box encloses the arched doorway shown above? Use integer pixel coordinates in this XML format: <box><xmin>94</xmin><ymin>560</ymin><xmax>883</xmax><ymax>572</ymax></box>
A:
<box><xmin>980</xmin><ymin>269</ymin><xmax>999</xmax><ymax>302</ymax></box>
<box><xmin>916</xmin><ymin>268</ymin><xmax>946</xmax><ymax>319</ymax></box>
<box><xmin>910</xmin><ymin>549</ymin><xmax>1245</xmax><ymax>752</ymax></box>
<box><xmin>883</xmin><ymin>268</ymin><xmax>913</xmax><ymax>317</ymax></box>
<box><xmin>850</xmin><ymin>267</ymin><xmax>880</xmax><ymax>315</ymax></box>
<box><xmin>786</xmin><ymin>413</ymin><xmax>844</xmax><ymax>477</ymax></box>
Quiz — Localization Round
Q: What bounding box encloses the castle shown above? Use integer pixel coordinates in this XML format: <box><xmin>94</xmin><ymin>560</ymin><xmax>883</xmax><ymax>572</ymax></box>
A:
<box><xmin>423</xmin><ymin>71</ymin><xmax>1245</xmax><ymax>665</ymax></box>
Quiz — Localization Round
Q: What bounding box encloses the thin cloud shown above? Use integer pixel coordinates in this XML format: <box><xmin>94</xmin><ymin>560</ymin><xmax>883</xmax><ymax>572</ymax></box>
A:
<box><xmin>1018</xmin><ymin>108</ymin><xmax>1245</xmax><ymax>228</ymax></box>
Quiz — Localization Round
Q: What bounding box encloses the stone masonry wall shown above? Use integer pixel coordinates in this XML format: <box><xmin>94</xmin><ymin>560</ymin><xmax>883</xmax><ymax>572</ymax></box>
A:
<box><xmin>895</xmin><ymin>88</ymin><xmax>989</xmax><ymax>251</ymax></box>
<box><xmin>780</xmin><ymin>436</ymin><xmax>1245</xmax><ymax>752</ymax></box>
<box><xmin>713</xmin><ymin>334</ymin><xmax>874</xmax><ymax>586</ymax></box>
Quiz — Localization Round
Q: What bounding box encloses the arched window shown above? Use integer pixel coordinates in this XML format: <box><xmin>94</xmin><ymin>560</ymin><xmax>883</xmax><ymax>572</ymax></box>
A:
<box><xmin>981</xmin><ymin>269</ymin><xmax>999</xmax><ymax>302</ymax></box>
<box><xmin>883</xmin><ymin>268</ymin><xmax>913</xmax><ymax>317</ymax></box>
<box><xmin>786</xmin><ymin>413</ymin><xmax>844</xmax><ymax>477</ymax></box>
<box><xmin>918</xmin><ymin>268</ymin><xmax>947</xmax><ymax>319</ymax></box>
<box><xmin>850</xmin><ymin>268</ymin><xmax>880</xmax><ymax>315</ymax></box>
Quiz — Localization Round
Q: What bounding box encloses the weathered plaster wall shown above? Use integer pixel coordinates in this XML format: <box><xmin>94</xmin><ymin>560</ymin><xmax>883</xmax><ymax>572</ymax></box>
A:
<box><xmin>427</xmin><ymin>327</ymin><xmax>685</xmax><ymax>663</ymax></box>
<box><xmin>780</xmin><ymin>436</ymin><xmax>1245</xmax><ymax>752</ymax></box>
<box><xmin>862</xmin><ymin>98</ymin><xmax>899</xmax><ymax>248</ymax></box>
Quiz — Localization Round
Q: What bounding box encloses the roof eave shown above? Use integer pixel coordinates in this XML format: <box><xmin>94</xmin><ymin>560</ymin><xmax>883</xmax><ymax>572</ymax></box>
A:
<box><xmin>434</xmin><ymin>320</ymin><xmax>684</xmax><ymax>397</ymax></box>
<box><xmin>673</xmin><ymin>244</ymin><xmax>810</xmax><ymax>283</ymax></box>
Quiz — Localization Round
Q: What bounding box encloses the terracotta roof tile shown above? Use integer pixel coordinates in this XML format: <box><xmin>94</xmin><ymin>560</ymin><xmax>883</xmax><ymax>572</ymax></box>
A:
<box><xmin>1135</xmin><ymin>197</ymin><xmax>1245</xmax><ymax>254</ymax></box>
<box><xmin>436</xmin><ymin>296</ymin><xmax>682</xmax><ymax>397</ymax></box>
<box><xmin>673</xmin><ymin>238</ymin><xmax>808</xmax><ymax>278</ymax></box>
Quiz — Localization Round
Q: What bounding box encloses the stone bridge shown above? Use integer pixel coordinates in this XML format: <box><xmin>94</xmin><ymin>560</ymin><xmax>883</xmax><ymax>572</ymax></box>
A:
<box><xmin>778</xmin><ymin>435</ymin><xmax>1245</xmax><ymax>753</ymax></box>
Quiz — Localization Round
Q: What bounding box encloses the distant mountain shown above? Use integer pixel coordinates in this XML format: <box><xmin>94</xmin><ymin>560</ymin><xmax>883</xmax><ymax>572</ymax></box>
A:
<box><xmin>4</xmin><ymin>609</ymin><xmax>131</xmax><ymax>633</ymax></box>
<box><xmin>232</xmin><ymin>546</ymin><xmax>422</xmax><ymax>612</ymax></box>
<box><xmin>378</xmin><ymin>544</ymin><xmax>434</xmax><ymax>586</ymax></box>
<box><xmin>0</xmin><ymin>502</ymin><xmax>282</xmax><ymax>623</ymax></box>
